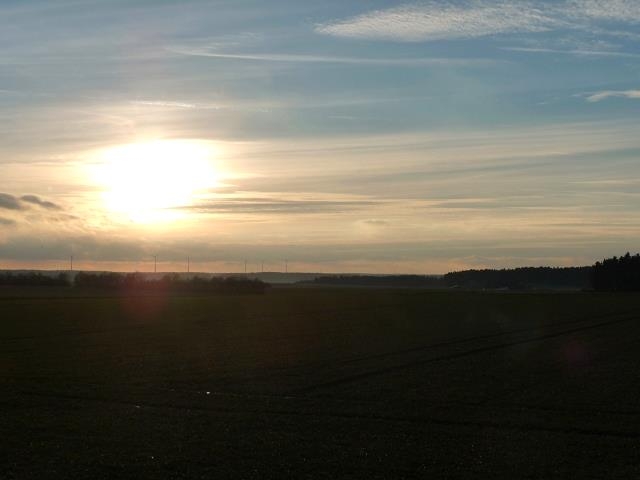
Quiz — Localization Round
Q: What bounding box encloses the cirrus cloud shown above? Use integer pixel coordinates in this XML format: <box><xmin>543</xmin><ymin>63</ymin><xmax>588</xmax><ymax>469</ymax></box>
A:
<box><xmin>570</xmin><ymin>0</ymin><xmax>640</xmax><ymax>23</ymax></box>
<box><xmin>316</xmin><ymin>2</ymin><xmax>558</xmax><ymax>42</ymax></box>
<box><xmin>316</xmin><ymin>0</ymin><xmax>640</xmax><ymax>42</ymax></box>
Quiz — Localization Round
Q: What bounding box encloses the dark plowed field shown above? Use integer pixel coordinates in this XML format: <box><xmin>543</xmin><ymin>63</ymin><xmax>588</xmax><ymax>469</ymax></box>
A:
<box><xmin>2</xmin><ymin>288</ymin><xmax>640</xmax><ymax>478</ymax></box>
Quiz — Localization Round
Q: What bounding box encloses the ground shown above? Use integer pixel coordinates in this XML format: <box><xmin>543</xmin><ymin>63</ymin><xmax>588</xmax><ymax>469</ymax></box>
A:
<box><xmin>2</xmin><ymin>287</ymin><xmax>640</xmax><ymax>479</ymax></box>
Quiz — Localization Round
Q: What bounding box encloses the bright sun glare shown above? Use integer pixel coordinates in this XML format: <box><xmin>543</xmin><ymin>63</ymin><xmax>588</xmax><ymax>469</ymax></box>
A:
<box><xmin>95</xmin><ymin>140</ymin><xmax>219</xmax><ymax>223</ymax></box>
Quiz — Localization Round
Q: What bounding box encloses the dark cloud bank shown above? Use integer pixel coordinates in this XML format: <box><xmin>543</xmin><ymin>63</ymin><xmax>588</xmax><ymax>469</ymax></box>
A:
<box><xmin>0</xmin><ymin>192</ymin><xmax>61</xmax><ymax>212</ymax></box>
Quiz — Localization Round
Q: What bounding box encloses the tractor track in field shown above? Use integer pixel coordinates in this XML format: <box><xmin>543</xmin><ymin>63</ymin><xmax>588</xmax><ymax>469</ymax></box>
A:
<box><xmin>294</xmin><ymin>310</ymin><xmax>640</xmax><ymax>394</ymax></box>
<box><xmin>289</xmin><ymin>308</ymin><xmax>640</xmax><ymax>372</ymax></box>
<box><xmin>237</xmin><ymin>308</ymin><xmax>639</xmax><ymax>383</ymax></box>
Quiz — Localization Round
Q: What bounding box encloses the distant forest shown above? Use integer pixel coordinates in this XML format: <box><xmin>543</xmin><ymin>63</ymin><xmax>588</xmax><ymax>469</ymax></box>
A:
<box><xmin>305</xmin><ymin>253</ymin><xmax>640</xmax><ymax>291</ymax></box>
<box><xmin>75</xmin><ymin>272</ymin><xmax>269</xmax><ymax>294</ymax></box>
<box><xmin>1</xmin><ymin>253</ymin><xmax>638</xmax><ymax>291</ymax></box>
<box><xmin>0</xmin><ymin>272</ymin><xmax>268</xmax><ymax>294</ymax></box>
<box><xmin>444</xmin><ymin>267</ymin><xmax>591</xmax><ymax>290</ymax></box>
<box><xmin>305</xmin><ymin>267</ymin><xmax>591</xmax><ymax>290</ymax></box>
<box><xmin>0</xmin><ymin>272</ymin><xmax>70</xmax><ymax>287</ymax></box>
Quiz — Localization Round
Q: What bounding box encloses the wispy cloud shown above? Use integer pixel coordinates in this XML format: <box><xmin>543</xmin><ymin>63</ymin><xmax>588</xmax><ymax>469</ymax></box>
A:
<box><xmin>568</xmin><ymin>0</ymin><xmax>640</xmax><ymax>23</ymax></box>
<box><xmin>130</xmin><ymin>100</ymin><xmax>199</xmax><ymax>109</ymax></box>
<box><xmin>168</xmin><ymin>47</ymin><xmax>494</xmax><ymax>67</ymax></box>
<box><xmin>316</xmin><ymin>2</ymin><xmax>561</xmax><ymax>42</ymax></box>
<box><xmin>502</xmin><ymin>47</ymin><xmax>640</xmax><ymax>58</ymax></box>
<box><xmin>181</xmin><ymin>196</ymin><xmax>378</xmax><ymax>215</ymax></box>
<box><xmin>316</xmin><ymin>0</ymin><xmax>640</xmax><ymax>42</ymax></box>
<box><xmin>585</xmin><ymin>90</ymin><xmax>640</xmax><ymax>102</ymax></box>
<box><xmin>361</xmin><ymin>219</ymin><xmax>390</xmax><ymax>226</ymax></box>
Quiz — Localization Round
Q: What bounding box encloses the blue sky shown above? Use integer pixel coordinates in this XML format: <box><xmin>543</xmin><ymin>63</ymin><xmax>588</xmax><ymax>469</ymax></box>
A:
<box><xmin>0</xmin><ymin>0</ymin><xmax>639</xmax><ymax>273</ymax></box>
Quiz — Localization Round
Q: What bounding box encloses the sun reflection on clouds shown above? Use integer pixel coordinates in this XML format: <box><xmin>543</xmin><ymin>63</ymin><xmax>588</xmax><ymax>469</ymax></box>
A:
<box><xmin>91</xmin><ymin>139</ymin><xmax>221</xmax><ymax>224</ymax></box>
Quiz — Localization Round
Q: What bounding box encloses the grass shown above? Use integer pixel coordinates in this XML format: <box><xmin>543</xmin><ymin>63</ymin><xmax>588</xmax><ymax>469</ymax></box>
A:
<box><xmin>2</xmin><ymin>287</ymin><xmax>640</xmax><ymax>478</ymax></box>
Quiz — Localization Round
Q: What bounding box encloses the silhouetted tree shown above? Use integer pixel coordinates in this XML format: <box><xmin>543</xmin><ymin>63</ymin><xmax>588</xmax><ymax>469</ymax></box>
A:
<box><xmin>304</xmin><ymin>275</ymin><xmax>443</xmax><ymax>288</ymax></box>
<box><xmin>443</xmin><ymin>267</ymin><xmax>591</xmax><ymax>290</ymax></box>
<box><xmin>0</xmin><ymin>272</ymin><xmax>69</xmax><ymax>287</ymax></box>
<box><xmin>305</xmin><ymin>268</ymin><xmax>591</xmax><ymax>290</ymax></box>
<box><xmin>592</xmin><ymin>252</ymin><xmax>640</xmax><ymax>291</ymax></box>
<box><xmin>73</xmin><ymin>272</ymin><xmax>268</xmax><ymax>294</ymax></box>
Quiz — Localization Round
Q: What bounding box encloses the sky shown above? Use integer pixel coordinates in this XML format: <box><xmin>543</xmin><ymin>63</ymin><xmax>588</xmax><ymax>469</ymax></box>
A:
<box><xmin>0</xmin><ymin>0</ymin><xmax>639</xmax><ymax>274</ymax></box>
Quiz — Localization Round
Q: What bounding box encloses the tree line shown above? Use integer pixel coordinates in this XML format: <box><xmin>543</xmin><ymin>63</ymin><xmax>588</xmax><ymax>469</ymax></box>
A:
<box><xmin>305</xmin><ymin>267</ymin><xmax>591</xmax><ymax>290</ymax></box>
<box><xmin>303</xmin><ymin>274</ymin><xmax>443</xmax><ymax>288</ymax></box>
<box><xmin>1</xmin><ymin>252</ymin><xmax>638</xmax><ymax>292</ymax></box>
<box><xmin>0</xmin><ymin>271</ymin><xmax>268</xmax><ymax>294</ymax></box>
<box><xmin>75</xmin><ymin>272</ymin><xmax>268</xmax><ymax>294</ymax></box>
<box><xmin>443</xmin><ymin>266</ymin><xmax>592</xmax><ymax>290</ymax></box>
<box><xmin>305</xmin><ymin>253</ymin><xmax>640</xmax><ymax>291</ymax></box>
<box><xmin>0</xmin><ymin>272</ymin><xmax>70</xmax><ymax>287</ymax></box>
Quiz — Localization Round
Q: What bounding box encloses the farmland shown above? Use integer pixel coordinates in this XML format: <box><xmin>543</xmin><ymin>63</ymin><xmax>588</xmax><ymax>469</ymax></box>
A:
<box><xmin>2</xmin><ymin>287</ymin><xmax>640</xmax><ymax>478</ymax></box>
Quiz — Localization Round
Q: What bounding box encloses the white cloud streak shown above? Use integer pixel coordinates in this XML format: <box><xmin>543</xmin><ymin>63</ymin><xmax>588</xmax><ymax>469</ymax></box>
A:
<box><xmin>585</xmin><ymin>90</ymin><xmax>640</xmax><ymax>102</ymax></box>
<box><xmin>502</xmin><ymin>47</ymin><xmax>640</xmax><ymax>58</ymax></box>
<box><xmin>168</xmin><ymin>47</ymin><xmax>494</xmax><ymax>67</ymax></box>
<box><xmin>130</xmin><ymin>100</ymin><xmax>199</xmax><ymax>109</ymax></box>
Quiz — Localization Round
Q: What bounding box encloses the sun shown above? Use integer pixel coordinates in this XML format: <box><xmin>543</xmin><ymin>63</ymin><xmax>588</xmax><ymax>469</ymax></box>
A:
<box><xmin>94</xmin><ymin>139</ymin><xmax>219</xmax><ymax>223</ymax></box>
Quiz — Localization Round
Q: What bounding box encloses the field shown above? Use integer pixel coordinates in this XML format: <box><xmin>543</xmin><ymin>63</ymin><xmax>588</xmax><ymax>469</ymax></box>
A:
<box><xmin>2</xmin><ymin>287</ymin><xmax>640</xmax><ymax>479</ymax></box>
